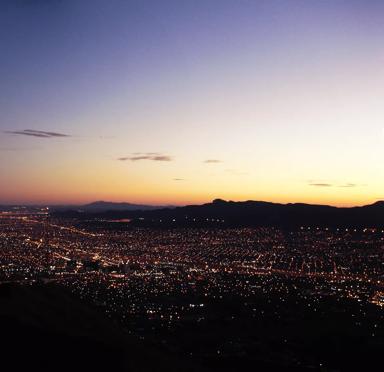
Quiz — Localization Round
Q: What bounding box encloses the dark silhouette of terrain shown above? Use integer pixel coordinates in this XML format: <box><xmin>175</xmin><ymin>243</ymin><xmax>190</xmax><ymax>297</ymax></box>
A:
<box><xmin>78</xmin><ymin>201</ymin><xmax>167</xmax><ymax>212</ymax></box>
<box><xmin>0</xmin><ymin>201</ymin><xmax>167</xmax><ymax>213</ymax></box>
<box><xmin>55</xmin><ymin>199</ymin><xmax>384</xmax><ymax>228</ymax></box>
<box><xmin>51</xmin><ymin>201</ymin><xmax>167</xmax><ymax>212</ymax></box>
<box><xmin>0</xmin><ymin>283</ymin><xmax>200</xmax><ymax>372</ymax></box>
<box><xmin>1</xmin><ymin>283</ymin><xmax>381</xmax><ymax>372</ymax></box>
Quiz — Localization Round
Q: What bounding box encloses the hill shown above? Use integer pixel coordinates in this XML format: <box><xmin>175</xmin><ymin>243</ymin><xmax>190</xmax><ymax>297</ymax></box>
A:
<box><xmin>0</xmin><ymin>283</ymin><xmax>201</xmax><ymax>372</ymax></box>
<box><xmin>80</xmin><ymin>201</ymin><xmax>167</xmax><ymax>212</ymax></box>
<box><xmin>54</xmin><ymin>199</ymin><xmax>384</xmax><ymax>228</ymax></box>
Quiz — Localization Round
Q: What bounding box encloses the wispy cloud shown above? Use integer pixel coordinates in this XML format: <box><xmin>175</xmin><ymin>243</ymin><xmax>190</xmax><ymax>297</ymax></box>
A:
<box><xmin>309</xmin><ymin>183</ymin><xmax>333</xmax><ymax>187</ymax></box>
<box><xmin>173</xmin><ymin>178</ymin><xmax>185</xmax><ymax>181</ymax></box>
<box><xmin>308</xmin><ymin>182</ymin><xmax>364</xmax><ymax>188</ymax></box>
<box><xmin>204</xmin><ymin>159</ymin><xmax>222</xmax><ymax>164</ymax></box>
<box><xmin>4</xmin><ymin>129</ymin><xmax>70</xmax><ymax>138</ymax></box>
<box><xmin>118</xmin><ymin>153</ymin><xmax>172</xmax><ymax>162</ymax></box>
<box><xmin>338</xmin><ymin>183</ymin><xmax>358</xmax><ymax>188</ymax></box>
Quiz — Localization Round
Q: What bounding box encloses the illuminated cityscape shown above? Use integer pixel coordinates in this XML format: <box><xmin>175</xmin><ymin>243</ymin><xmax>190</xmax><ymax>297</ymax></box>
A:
<box><xmin>0</xmin><ymin>207</ymin><xmax>382</xmax><ymax>370</ymax></box>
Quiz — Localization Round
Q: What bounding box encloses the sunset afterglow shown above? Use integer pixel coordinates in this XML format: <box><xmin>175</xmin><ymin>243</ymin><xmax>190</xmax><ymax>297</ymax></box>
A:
<box><xmin>1</xmin><ymin>0</ymin><xmax>384</xmax><ymax>206</ymax></box>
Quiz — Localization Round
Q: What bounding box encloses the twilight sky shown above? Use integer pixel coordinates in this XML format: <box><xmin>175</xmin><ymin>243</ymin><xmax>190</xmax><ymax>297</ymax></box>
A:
<box><xmin>1</xmin><ymin>0</ymin><xmax>384</xmax><ymax>206</ymax></box>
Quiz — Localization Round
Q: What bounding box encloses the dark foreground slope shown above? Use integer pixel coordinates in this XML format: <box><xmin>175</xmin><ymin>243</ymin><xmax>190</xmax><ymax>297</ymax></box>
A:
<box><xmin>0</xmin><ymin>282</ymin><xmax>382</xmax><ymax>371</ymax></box>
<box><xmin>0</xmin><ymin>283</ymin><xmax>200</xmax><ymax>372</ymax></box>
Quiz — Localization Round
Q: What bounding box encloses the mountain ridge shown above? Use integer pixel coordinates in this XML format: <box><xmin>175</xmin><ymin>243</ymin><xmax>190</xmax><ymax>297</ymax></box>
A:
<box><xmin>80</xmin><ymin>200</ymin><xmax>169</xmax><ymax>212</ymax></box>
<box><xmin>54</xmin><ymin>199</ymin><xmax>384</xmax><ymax>228</ymax></box>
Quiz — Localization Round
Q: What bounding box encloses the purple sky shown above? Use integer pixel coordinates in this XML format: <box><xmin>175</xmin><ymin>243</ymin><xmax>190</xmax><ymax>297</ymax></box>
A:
<box><xmin>1</xmin><ymin>0</ymin><xmax>384</xmax><ymax>205</ymax></box>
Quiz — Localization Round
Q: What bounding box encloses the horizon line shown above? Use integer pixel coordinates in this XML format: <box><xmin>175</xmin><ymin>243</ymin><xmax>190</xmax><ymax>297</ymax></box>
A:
<box><xmin>1</xmin><ymin>198</ymin><xmax>383</xmax><ymax>209</ymax></box>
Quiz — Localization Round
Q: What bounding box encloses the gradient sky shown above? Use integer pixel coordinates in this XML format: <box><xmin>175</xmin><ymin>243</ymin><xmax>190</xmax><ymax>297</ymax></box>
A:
<box><xmin>1</xmin><ymin>0</ymin><xmax>384</xmax><ymax>206</ymax></box>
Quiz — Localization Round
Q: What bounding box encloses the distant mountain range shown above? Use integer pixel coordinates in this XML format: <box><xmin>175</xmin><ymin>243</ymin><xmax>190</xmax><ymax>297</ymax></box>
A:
<box><xmin>0</xmin><ymin>201</ymin><xmax>169</xmax><ymax>213</ymax></box>
<box><xmin>78</xmin><ymin>201</ymin><xmax>167</xmax><ymax>212</ymax></box>
<box><xmin>54</xmin><ymin>199</ymin><xmax>384</xmax><ymax>228</ymax></box>
<box><xmin>45</xmin><ymin>201</ymin><xmax>168</xmax><ymax>212</ymax></box>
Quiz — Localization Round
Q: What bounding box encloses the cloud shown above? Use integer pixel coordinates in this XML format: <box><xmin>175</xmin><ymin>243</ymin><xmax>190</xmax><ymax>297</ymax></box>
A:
<box><xmin>308</xmin><ymin>182</ymin><xmax>364</xmax><ymax>188</ymax></box>
<box><xmin>338</xmin><ymin>183</ymin><xmax>357</xmax><ymax>188</ymax></box>
<box><xmin>118</xmin><ymin>153</ymin><xmax>172</xmax><ymax>162</ymax></box>
<box><xmin>204</xmin><ymin>159</ymin><xmax>222</xmax><ymax>164</ymax></box>
<box><xmin>173</xmin><ymin>178</ymin><xmax>185</xmax><ymax>181</ymax></box>
<box><xmin>5</xmin><ymin>129</ymin><xmax>70</xmax><ymax>138</ymax></box>
<box><xmin>309</xmin><ymin>183</ymin><xmax>333</xmax><ymax>187</ymax></box>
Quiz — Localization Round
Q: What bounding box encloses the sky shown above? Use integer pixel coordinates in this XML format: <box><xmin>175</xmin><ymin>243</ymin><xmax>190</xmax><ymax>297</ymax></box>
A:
<box><xmin>1</xmin><ymin>0</ymin><xmax>384</xmax><ymax>206</ymax></box>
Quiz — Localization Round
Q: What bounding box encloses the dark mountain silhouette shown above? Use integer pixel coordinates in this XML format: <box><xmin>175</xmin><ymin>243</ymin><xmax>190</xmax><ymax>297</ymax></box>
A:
<box><xmin>49</xmin><ymin>201</ymin><xmax>169</xmax><ymax>213</ymax></box>
<box><xmin>80</xmin><ymin>201</ymin><xmax>167</xmax><ymax>212</ymax></box>
<box><xmin>54</xmin><ymin>199</ymin><xmax>384</xmax><ymax>228</ymax></box>
<box><xmin>0</xmin><ymin>202</ymin><xmax>171</xmax><ymax>214</ymax></box>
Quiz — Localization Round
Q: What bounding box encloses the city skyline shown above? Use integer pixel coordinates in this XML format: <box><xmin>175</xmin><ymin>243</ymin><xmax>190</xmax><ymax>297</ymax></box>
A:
<box><xmin>1</xmin><ymin>0</ymin><xmax>384</xmax><ymax>206</ymax></box>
